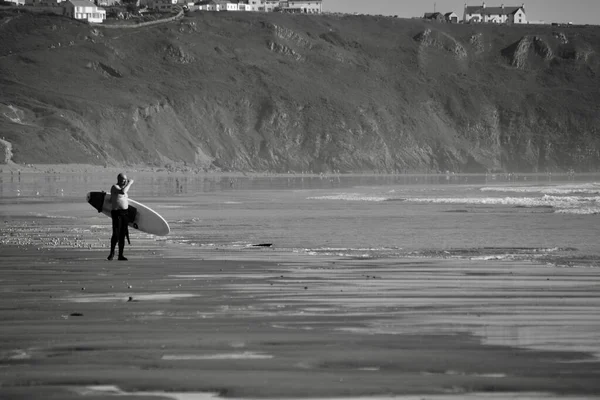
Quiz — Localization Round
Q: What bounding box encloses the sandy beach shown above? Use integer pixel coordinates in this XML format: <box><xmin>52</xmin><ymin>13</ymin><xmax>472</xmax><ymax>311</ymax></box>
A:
<box><xmin>2</xmin><ymin>239</ymin><xmax>600</xmax><ymax>399</ymax></box>
<box><xmin>1</xmin><ymin>170</ymin><xmax>600</xmax><ymax>399</ymax></box>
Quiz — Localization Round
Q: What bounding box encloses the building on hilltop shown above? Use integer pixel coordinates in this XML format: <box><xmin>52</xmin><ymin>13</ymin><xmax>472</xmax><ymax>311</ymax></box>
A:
<box><xmin>445</xmin><ymin>11</ymin><xmax>459</xmax><ymax>23</ymax></box>
<box><xmin>245</xmin><ymin>0</ymin><xmax>277</xmax><ymax>11</ymax></box>
<box><xmin>464</xmin><ymin>2</ymin><xmax>527</xmax><ymax>24</ymax></box>
<box><xmin>423</xmin><ymin>10</ymin><xmax>459</xmax><ymax>23</ymax></box>
<box><xmin>279</xmin><ymin>1</ymin><xmax>322</xmax><ymax>13</ymax></box>
<box><xmin>63</xmin><ymin>0</ymin><xmax>106</xmax><ymax>22</ymax></box>
<box><xmin>192</xmin><ymin>0</ymin><xmax>322</xmax><ymax>13</ymax></box>
<box><xmin>423</xmin><ymin>12</ymin><xmax>444</xmax><ymax>22</ymax></box>
<box><xmin>194</xmin><ymin>0</ymin><xmax>239</xmax><ymax>11</ymax></box>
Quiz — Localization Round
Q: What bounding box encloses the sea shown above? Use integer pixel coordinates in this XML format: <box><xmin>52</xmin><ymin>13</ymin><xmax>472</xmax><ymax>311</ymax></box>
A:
<box><xmin>1</xmin><ymin>171</ymin><xmax>600</xmax><ymax>267</ymax></box>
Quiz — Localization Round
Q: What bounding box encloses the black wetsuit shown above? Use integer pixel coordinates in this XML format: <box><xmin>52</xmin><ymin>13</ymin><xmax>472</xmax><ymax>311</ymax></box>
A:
<box><xmin>109</xmin><ymin>209</ymin><xmax>129</xmax><ymax>259</ymax></box>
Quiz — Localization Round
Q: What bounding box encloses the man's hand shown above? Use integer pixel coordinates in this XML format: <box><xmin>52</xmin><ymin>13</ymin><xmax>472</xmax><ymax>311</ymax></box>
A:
<box><xmin>122</xmin><ymin>178</ymin><xmax>134</xmax><ymax>193</ymax></box>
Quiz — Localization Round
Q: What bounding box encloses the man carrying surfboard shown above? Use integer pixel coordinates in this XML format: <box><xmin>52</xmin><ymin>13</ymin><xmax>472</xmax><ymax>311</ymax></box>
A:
<box><xmin>108</xmin><ymin>173</ymin><xmax>134</xmax><ymax>261</ymax></box>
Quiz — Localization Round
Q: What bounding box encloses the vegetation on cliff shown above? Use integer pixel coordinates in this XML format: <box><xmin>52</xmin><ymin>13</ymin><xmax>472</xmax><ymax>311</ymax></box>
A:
<box><xmin>1</xmin><ymin>10</ymin><xmax>599</xmax><ymax>172</ymax></box>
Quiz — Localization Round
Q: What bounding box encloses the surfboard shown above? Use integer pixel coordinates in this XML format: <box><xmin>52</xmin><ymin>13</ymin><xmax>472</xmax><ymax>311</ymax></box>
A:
<box><xmin>86</xmin><ymin>191</ymin><xmax>170</xmax><ymax>236</ymax></box>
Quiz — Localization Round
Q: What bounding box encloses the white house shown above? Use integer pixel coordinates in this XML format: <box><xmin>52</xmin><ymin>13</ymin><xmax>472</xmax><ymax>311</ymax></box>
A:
<box><xmin>191</xmin><ymin>0</ymin><xmax>321</xmax><ymax>13</ymax></box>
<box><xmin>445</xmin><ymin>11</ymin><xmax>459</xmax><ymax>23</ymax></box>
<box><xmin>195</xmin><ymin>0</ymin><xmax>234</xmax><ymax>11</ymax></box>
<box><xmin>5</xmin><ymin>0</ymin><xmax>26</xmax><ymax>5</ymax></box>
<box><xmin>280</xmin><ymin>0</ymin><xmax>322</xmax><ymax>13</ymax></box>
<box><xmin>244</xmin><ymin>0</ymin><xmax>279</xmax><ymax>12</ymax></box>
<box><xmin>464</xmin><ymin>3</ymin><xmax>527</xmax><ymax>24</ymax></box>
<box><xmin>63</xmin><ymin>0</ymin><xmax>106</xmax><ymax>23</ymax></box>
<box><xmin>245</xmin><ymin>0</ymin><xmax>264</xmax><ymax>11</ymax></box>
<box><xmin>224</xmin><ymin>1</ymin><xmax>239</xmax><ymax>11</ymax></box>
<box><xmin>264</xmin><ymin>0</ymin><xmax>279</xmax><ymax>11</ymax></box>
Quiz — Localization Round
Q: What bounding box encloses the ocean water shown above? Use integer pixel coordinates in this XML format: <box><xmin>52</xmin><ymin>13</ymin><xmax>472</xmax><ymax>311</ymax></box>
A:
<box><xmin>2</xmin><ymin>172</ymin><xmax>600</xmax><ymax>267</ymax></box>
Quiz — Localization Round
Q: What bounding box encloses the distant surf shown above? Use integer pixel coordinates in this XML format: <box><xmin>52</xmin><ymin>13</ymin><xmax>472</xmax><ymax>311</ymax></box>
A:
<box><xmin>480</xmin><ymin>183</ymin><xmax>600</xmax><ymax>195</ymax></box>
<box><xmin>308</xmin><ymin>186</ymin><xmax>600</xmax><ymax>214</ymax></box>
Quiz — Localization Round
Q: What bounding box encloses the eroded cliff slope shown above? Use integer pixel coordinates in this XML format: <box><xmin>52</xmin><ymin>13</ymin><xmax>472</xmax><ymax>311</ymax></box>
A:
<box><xmin>1</xmin><ymin>10</ymin><xmax>599</xmax><ymax>172</ymax></box>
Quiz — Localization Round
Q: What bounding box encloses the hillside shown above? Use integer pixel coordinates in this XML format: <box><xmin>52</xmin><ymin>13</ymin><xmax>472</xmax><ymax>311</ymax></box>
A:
<box><xmin>1</xmin><ymin>10</ymin><xmax>599</xmax><ymax>173</ymax></box>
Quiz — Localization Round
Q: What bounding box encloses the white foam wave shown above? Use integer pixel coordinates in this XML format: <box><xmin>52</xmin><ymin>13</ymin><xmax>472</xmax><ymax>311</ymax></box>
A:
<box><xmin>481</xmin><ymin>183</ymin><xmax>600</xmax><ymax>195</ymax></box>
<box><xmin>307</xmin><ymin>193</ymin><xmax>388</xmax><ymax>202</ymax></box>
<box><xmin>405</xmin><ymin>195</ymin><xmax>600</xmax><ymax>211</ymax></box>
<box><xmin>555</xmin><ymin>207</ymin><xmax>600</xmax><ymax>215</ymax></box>
<box><xmin>29</xmin><ymin>212</ymin><xmax>77</xmax><ymax>219</ymax></box>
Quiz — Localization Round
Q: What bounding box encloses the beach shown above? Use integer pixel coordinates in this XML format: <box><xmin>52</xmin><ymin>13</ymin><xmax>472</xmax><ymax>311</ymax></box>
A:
<box><xmin>1</xmin><ymin>169</ymin><xmax>600</xmax><ymax>399</ymax></box>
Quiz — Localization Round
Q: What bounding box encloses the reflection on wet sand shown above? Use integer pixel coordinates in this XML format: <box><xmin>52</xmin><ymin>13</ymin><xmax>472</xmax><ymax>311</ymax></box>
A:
<box><xmin>216</xmin><ymin>259</ymin><xmax>600</xmax><ymax>361</ymax></box>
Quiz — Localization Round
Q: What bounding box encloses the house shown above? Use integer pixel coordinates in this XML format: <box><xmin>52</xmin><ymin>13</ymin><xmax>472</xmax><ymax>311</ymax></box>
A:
<box><xmin>222</xmin><ymin>0</ymin><xmax>240</xmax><ymax>11</ymax></box>
<box><xmin>245</xmin><ymin>0</ymin><xmax>285</xmax><ymax>12</ymax></box>
<box><xmin>264</xmin><ymin>0</ymin><xmax>279</xmax><ymax>11</ymax></box>
<box><xmin>464</xmin><ymin>3</ymin><xmax>527</xmax><ymax>24</ymax></box>
<box><xmin>195</xmin><ymin>0</ymin><xmax>234</xmax><ymax>11</ymax></box>
<box><xmin>5</xmin><ymin>0</ymin><xmax>25</xmax><ymax>5</ymax></box>
<box><xmin>423</xmin><ymin>12</ymin><xmax>444</xmax><ymax>22</ymax></box>
<box><xmin>190</xmin><ymin>0</ymin><xmax>321</xmax><ymax>13</ymax></box>
<box><xmin>279</xmin><ymin>1</ymin><xmax>322</xmax><ymax>14</ymax></box>
<box><xmin>445</xmin><ymin>11</ymin><xmax>459</xmax><ymax>23</ymax></box>
<box><xmin>63</xmin><ymin>0</ymin><xmax>106</xmax><ymax>22</ymax></box>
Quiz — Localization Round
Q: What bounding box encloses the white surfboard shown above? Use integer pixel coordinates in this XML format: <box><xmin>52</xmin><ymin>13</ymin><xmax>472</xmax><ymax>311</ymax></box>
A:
<box><xmin>86</xmin><ymin>191</ymin><xmax>170</xmax><ymax>236</ymax></box>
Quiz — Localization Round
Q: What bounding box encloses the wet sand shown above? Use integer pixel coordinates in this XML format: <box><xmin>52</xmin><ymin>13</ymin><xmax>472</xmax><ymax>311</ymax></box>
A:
<box><xmin>1</xmin><ymin>236</ymin><xmax>600</xmax><ymax>399</ymax></box>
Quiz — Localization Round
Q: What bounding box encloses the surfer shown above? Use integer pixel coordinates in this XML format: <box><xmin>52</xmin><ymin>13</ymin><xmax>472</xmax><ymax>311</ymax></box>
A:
<box><xmin>108</xmin><ymin>173</ymin><xmax>134</xmax><ymax>261</ymax></box>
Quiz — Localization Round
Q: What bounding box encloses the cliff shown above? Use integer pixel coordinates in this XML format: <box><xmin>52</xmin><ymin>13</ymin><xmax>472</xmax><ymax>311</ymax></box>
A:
<box><xmin>1</xmin><ymin>10</ymin><xmax>599</xmax><ymax>173</ymax></box>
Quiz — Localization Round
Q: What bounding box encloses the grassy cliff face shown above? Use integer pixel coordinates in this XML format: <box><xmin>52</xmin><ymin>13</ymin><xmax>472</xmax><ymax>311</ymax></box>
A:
<box><xmin>1</xmin><ymin>10</ymin><xmax>599</xmax><ymax>173</ymax></box>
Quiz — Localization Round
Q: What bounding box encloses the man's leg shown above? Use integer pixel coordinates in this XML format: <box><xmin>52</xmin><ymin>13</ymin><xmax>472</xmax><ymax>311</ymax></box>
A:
<box><xmin>118</xmin><ymin>211</ymin><xmax>128</xmax><ymax>260</ymax></box>
<box><xmin>108</xmin><ymin>211</ymin><xmax>118</xmax><ymax>260</ymax></box>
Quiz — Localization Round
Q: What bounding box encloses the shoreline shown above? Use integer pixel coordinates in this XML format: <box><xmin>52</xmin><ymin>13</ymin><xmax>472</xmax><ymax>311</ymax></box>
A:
<box><xmin>0</xmin><ymin>162</ymin><xmax>594</xmax><ymax>179</ymax></box>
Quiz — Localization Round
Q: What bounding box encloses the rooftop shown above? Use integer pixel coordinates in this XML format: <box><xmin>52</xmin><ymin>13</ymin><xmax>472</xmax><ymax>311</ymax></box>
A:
<box><xmin>465</xmin><ymin>5</ymin><xmax>523</xmax><ymax>16</ymax></box>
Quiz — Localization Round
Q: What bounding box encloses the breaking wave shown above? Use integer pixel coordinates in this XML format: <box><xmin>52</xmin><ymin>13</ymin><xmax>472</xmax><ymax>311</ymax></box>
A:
<box><xmin>308</xmin><ymin>190</ymin><xmax>600</xmax><ymax>214</ymax></box>
<box><xmin>480</xmin><ymin>183</ymin><xmax>600</xmax><ymax>195</ymax></box>
<box><xmin>405</xmin><ymin>195</ymin><xmax>600</xmax><ymax>214</ymax></box>
<box><xmin>307</xmin><ymin>193</ymin><xmax>388</xmax><ymax>202</ymax></box>
<box><xmin>406</xmin><ymin>194</ymin><xmax>598</xmax><ymax>206</ymax></box>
